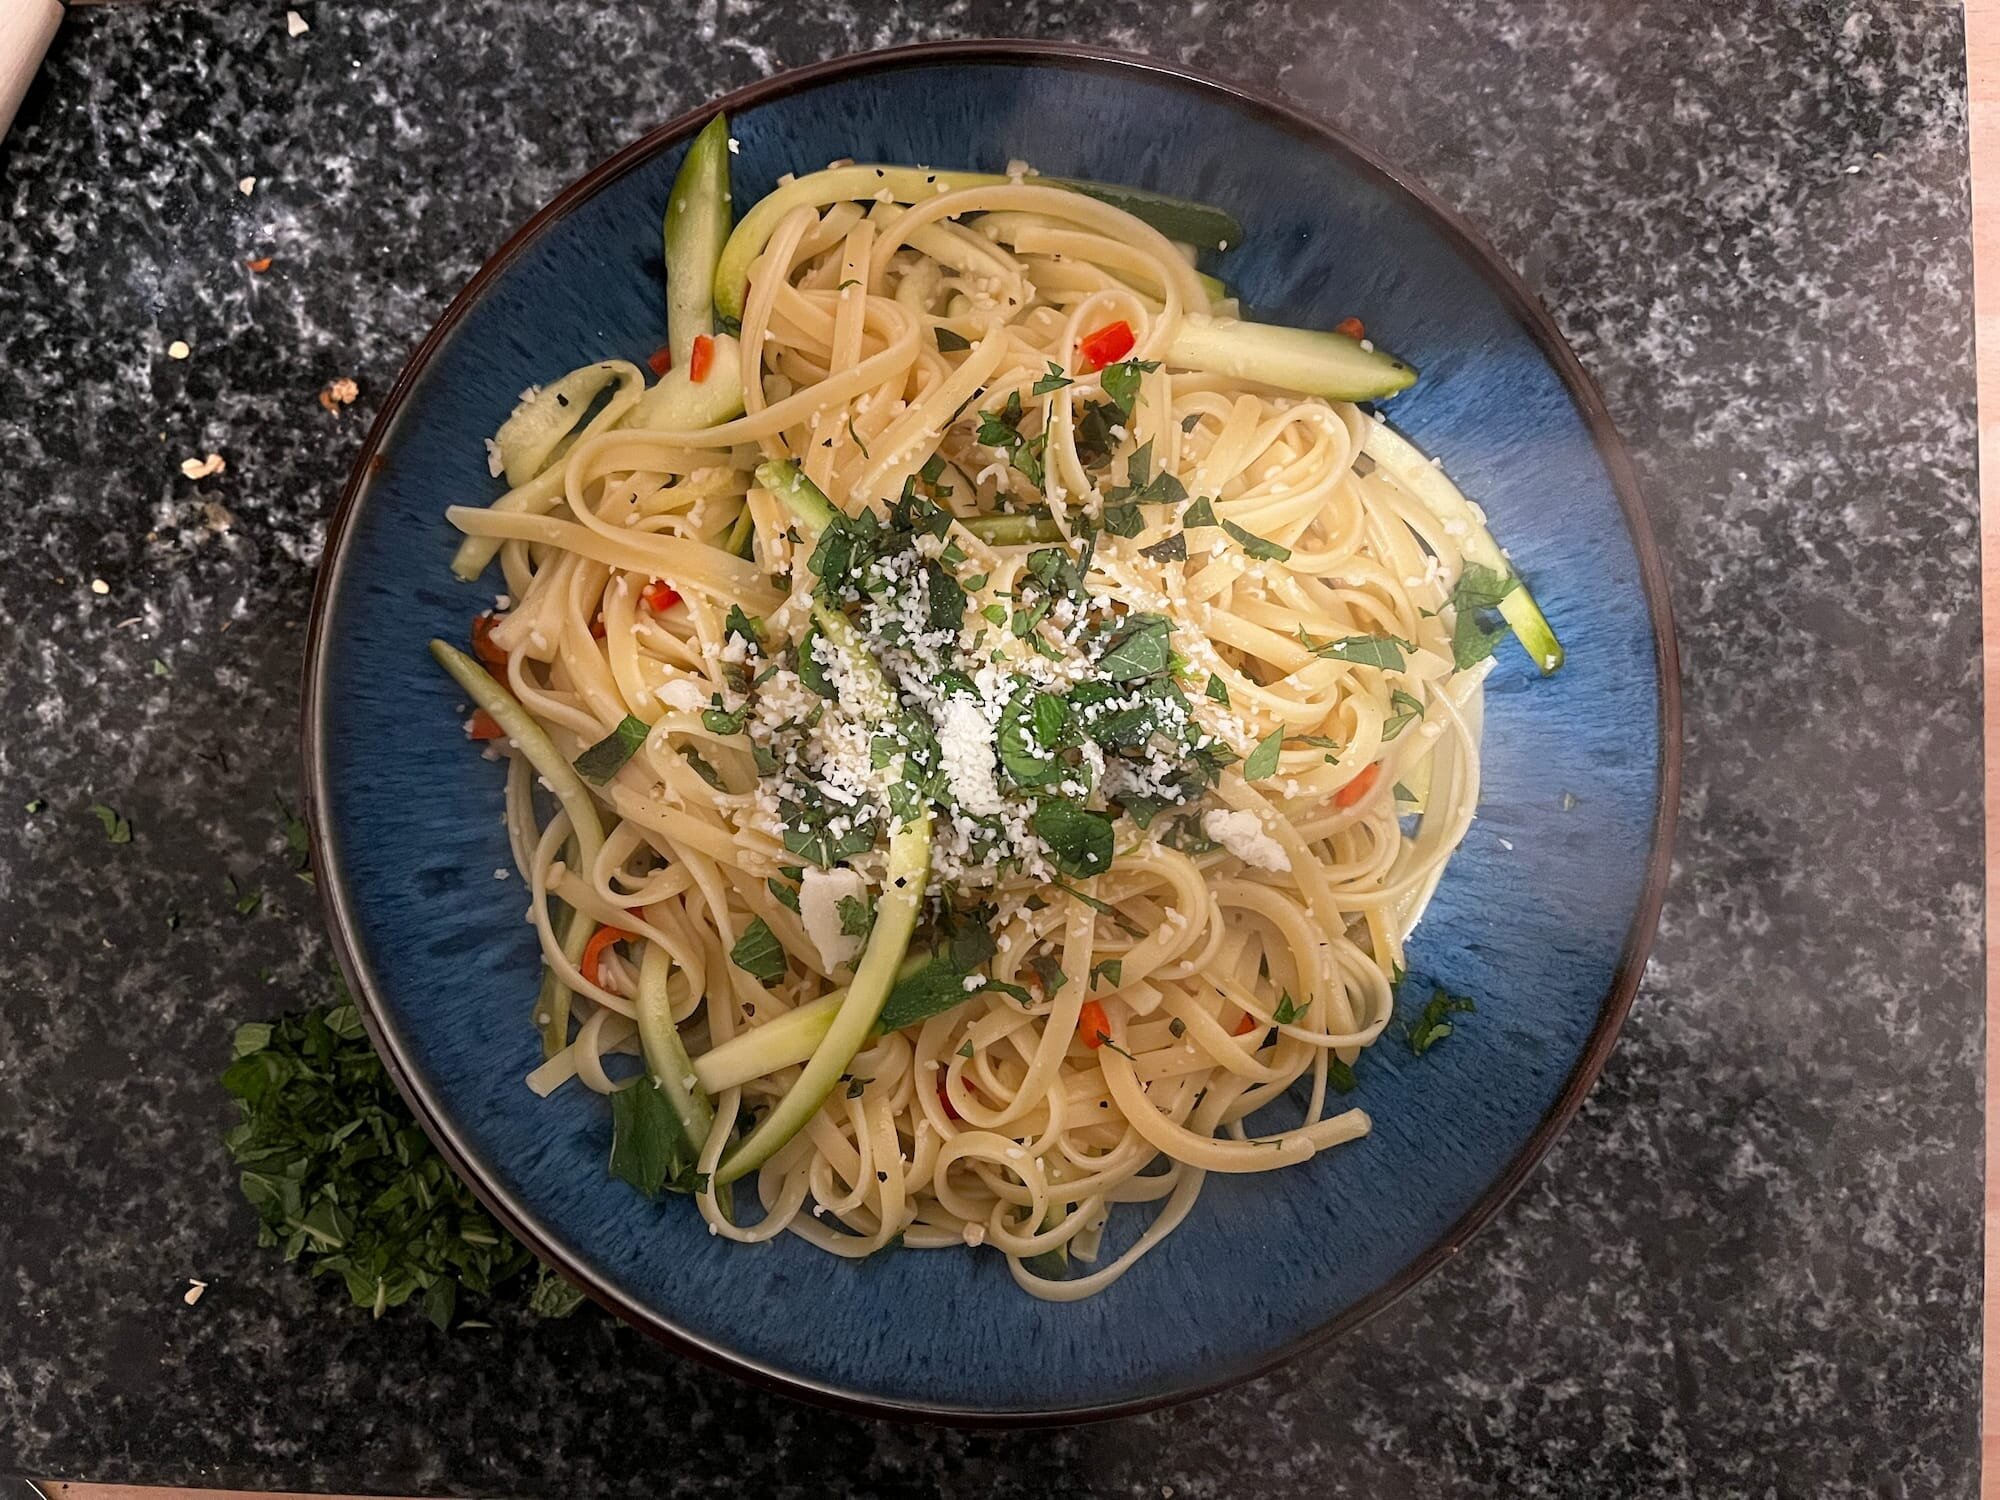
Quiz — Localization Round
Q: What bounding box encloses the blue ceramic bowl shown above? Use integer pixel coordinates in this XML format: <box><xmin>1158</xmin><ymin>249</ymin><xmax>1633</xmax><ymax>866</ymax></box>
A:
<box><xmin>305</xmin><ymin>41</ymin><xmax>1678</xmax><ymax>1421</ymax></box>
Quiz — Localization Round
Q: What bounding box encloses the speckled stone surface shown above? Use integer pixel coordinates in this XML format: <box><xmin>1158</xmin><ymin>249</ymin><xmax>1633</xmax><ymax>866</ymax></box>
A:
<box><xmin>0</xmin><ymin>2</ymin><xmax>1979</xmax><ymax>1496</ymax></box>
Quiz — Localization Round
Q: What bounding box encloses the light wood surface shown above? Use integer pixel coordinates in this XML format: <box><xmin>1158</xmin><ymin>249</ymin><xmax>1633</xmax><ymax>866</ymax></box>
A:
<box><xmin>0</xmin><ymin>0</ymin><xmax>59</xmax><ymax>143</ymax></box>
<box><xmin>1971</xmin><ymin>1</ymin><xmax>2000</xmax><ymax>1494</ymax></box>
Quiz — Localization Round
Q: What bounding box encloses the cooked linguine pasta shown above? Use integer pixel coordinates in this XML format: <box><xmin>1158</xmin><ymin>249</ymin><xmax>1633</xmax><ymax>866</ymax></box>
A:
<box><xmin>433</xmin><ymin>118</ymin><xmax>1562</xmax><ymax>1299</ymax></box>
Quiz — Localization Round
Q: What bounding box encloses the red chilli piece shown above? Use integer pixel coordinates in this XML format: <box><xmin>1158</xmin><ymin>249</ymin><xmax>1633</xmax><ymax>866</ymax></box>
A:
<box><xmin>1334</xmin><ymin>316</ymin><xmax>1366</xmax><ymax>340</ymax></box>
<box><xmin>688</xmin><ymin>334</ymin><xmax>715</xmax><ymax>383</ymax></box>
<box><xmin>642</xmin><ymin>580</ymin><xmax>681</xmax><ymax>612</ymax></box>
<box><xmin>1077</xmin><ymin>999</ymin><xmax>1111</xmax><ymax>1049</ymax></box>
<box><xmin>647</xmin><ymin>345</ymin><xmax>673</xmax><ymax>377</ymax></box>
<box><xmin>470</xmin><ymin>612</ymin><xmax>509</xmax><ymax>667</ymax></box>
<box><xmin>466</xmin><ymin>710</ymin><xmax>505</xmax><ymax>741</ymax></box>
<box><xmin>1077</xmin><ymin>319</ymin><xmax>1135</xmax><ymax>372</ymax></box>
<box><xmin>1334</xmin><ymin>762</ymin><xmax>1382</xmax><ymax>810</ymax></box>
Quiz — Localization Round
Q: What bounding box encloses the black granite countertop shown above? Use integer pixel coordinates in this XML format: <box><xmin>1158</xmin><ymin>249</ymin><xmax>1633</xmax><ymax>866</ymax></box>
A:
<box><xmin>0</xmin><ymin>3</ymin><xmax>1981</xmax><ymax>1496</ymax></box>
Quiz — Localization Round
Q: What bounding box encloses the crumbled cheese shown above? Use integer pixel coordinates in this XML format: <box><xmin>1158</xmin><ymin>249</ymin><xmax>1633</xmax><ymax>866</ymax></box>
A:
<box><xmin>799</xmin><ymin>867</ymin><xmax>868</xmax><ymax>972</ymax></box>
<box><xmin>166</xmin><ymin>340</ymin><xmax>190</xmax><ymax>360</ymax></box>
<box><xmin>937</xmin><ymin>694</ymin><xmax>1006</xmax><ymax>817</ymax></box>
<box><xmin>182</xmin><ymin>1279</ymin><xmax>207</xmax><ymax>1306</ymax></box>
<box><xmin>484</xmin><ymin>438</ymin><xmax>504</xmax><ymax>477</ymax></box>
<box><xmin>1201</xmin><ymin>809</ymin><xmax>1290</xmax><ymax>872</ymax></box>
<box><xmin>237</xmin><ymin>176</ymin><xmax>256</xmax><ymax>195</ymax></box>
<box><xmin>285</xmin><ymin>10</ymin><xmax>309</xmax><ymax>35</ymax></box>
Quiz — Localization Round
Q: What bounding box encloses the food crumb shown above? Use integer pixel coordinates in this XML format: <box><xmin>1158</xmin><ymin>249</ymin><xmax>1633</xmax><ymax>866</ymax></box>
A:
<box><xmin>89</xmin><ymin>579</ymin><xmax>109</xmax><ymax>595</ymax></box>
<box><xmin>166</xmin><ymin>340</ymin><xmax>190</xmax><ymax>360</ymax></box>
<box><xmin>286</xmin><ymin>10</ymin><xmax>309</xmax><ymax>35</ymax></box>
<box><xmin>318</xmin><ymin>376</ymin><xmax>360</xmax><ymax>411</ymax></box>
<box><xmin>183</xmin><ymin>1279</ymin><xmax>207</xmax><ymax>1306</ymax></box>
<box><xmin>238</xmin><ymin>176</ymin><xmax>257</xmax><ymax>195</ymax></box>
<box><xmin>245</xmin><ymin>255</ymin><xmax>273</xmax><ymax>273</ymax></box>
<box><xmin>180</xmin><ymin>452</ymin><xmax>227</xmax><ymax>480</ymax></box>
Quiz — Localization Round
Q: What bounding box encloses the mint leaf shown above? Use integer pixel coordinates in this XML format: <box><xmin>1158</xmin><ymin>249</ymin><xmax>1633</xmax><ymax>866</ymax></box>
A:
<box><xmin>90</xmin><ymin>802</ymin><xmax>132</xmax><ymax>844</ymax></box>
<box><xmin>1298</xmin><ymin>630</ymin><xmax>1411</xmax><ymax>672</ymax></box>
<box><xmin>1408</xmin><ymin>987</ymin><xmax>1475</xmax><ymax>1056</ymax></box>
<box><xmin>574</xmin><ymin>716</ymin><xmax>650</xmax><ymax>783</ymax></box>
<box><xmin>934</xmin><ymin>327</ymin><xmax>972</xmax><ymax>352</ymax></box>
<box><xmin>730</xmin><ymin>916</ymin><xmax>787</xmax><ymax>984</ymax></box>
<box><xmin>1205</xmin><ymin>674</ymin><xmax>1230</xmax><ymax>705</ymax></box>
<box><xmin>1243</xmin><ymin>726</ymin><xmax>1284</xmax><ymax>781</ymax></box>
<box><xmin>1221</xmin><ymin>518</ymin><xmax>1291</xmax><ymax>562</ymax></box>
<box><xmin>1032</xmin><ymin>800</ymin><xmax>1115</xmax><ymax>877</ymax></box>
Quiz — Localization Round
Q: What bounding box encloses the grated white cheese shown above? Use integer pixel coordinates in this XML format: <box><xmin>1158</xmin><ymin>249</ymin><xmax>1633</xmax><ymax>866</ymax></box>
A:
<box><xmin>937</xmin><ymin>696</ymin><xmax>1006</xmax><ymax>817</ymax></box>
<box><xmin>1201</xmin><ymin>809</ymin><xmax>1291</xmax><ymax>873</ymax></box>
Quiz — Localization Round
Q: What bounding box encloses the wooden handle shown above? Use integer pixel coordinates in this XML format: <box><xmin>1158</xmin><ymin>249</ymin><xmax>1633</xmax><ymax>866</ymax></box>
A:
<box><xmin>0</xmin><ymin>0</ymin><xmax>60</xmax><ymax>144</ymax></box>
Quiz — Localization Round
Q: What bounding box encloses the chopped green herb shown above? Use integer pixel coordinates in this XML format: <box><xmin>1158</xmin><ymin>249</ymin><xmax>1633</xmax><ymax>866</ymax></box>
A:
<box><xmin>1290</xmin><ymin>733</ymin><xmax>1344</xmax><ymax>749</ymax></box>
<box><xmin>150</xmin><ymin>657</ymin><xmax>172</xmax><ymax>678</ymax></box>
<box><xmin>957</xmin><ymin>1040</ymin><xmax>976</xmax><ymax>1059</ymax></box>
<box><xmin>574</xmin><ymin>715</ymin><xmax>650</xmax><ymax>784</ymax></box>
<box><xmin>1273</xmin><ymin>991</ymin><xmax>1305</xmax><ymax>1025</ymax></box>
<box><xmin>681</xmin><ymin>747</ymin><xmax>724</xmax><ymax>789</ymax></box>
<box><xmin>1328</xmin><ymin>1056</ymin><xmax>1359</xmax><ymax>1093</ymax></box>
<box><xmin>724</xmin><ymin>605</ymin><xmax>764</xmax><ymax>647</ymax></box>
<box><xmin>1098</xmin><ymin>357</ymin><xmax>1159</xmax><ymax>417</ymax></box>
<box><xmin>1049</xmin><ymin>878</ymin><xmax>1146</xmax><ymax>939</ymax></box>
<box><xmin>1168</xmin><ymin>1016</ymin><xmax>1187</xmax><ymax>1038</ymax></box>
<box><xmin>1097</xmin><ymin>614</ymin><xmax>1172</xmax><ymax>681</ymax></box>
<box><xmin>846</xmin><ymin>415</ymin><xmax>871</xmax><ymax>458</ymax></box>
<box><xmin>934</xmin><ymin>327</ymin><xmax>973</xmax><ymax>353</ymax></box>
<box><xmin>845</xmin><ymin>1073</ymin><xmax>872</xmax><ymax>1098</ymax></box>
<box><xmin>222</xmin><ymin>992</ymin><xmax>560</xmax><ymax>1328</ymax></box>
<box><xmin>1205</xmin><ymin>673</ymin><xmax>1230</xmax><ymax>705</ymax></box>
<box><xmin>1408</xmin><ymin>987</ymin><xmax>1475</xmax><ymax>1055</ymax></box>
<box><xmin>1297</xmin><ymin>630</ymin><xmax>1412</xmax><ymax>672</ymax></box>
<box><xmin>1028</xmin><ymin>953</ymin><xmax>1069</xmax><ymax>997</ymax></box>
<box><xmin>1221</xmin><ymin>518</ymin><xmax>1291</xmax><ymax>562</ymax></box>
<box><xmin>981</xmin><ymin>602</ymin><xmax>1008</xmax><ymax>627</ymax></box>
<box><xmin>1101</xmin><ymin>502</ymin><xmax>1143</xmax><ymax>537</ymax></box>
<box><xmin>1032</xmin><ymin>800</ymin><xmax>1115</xmax><ymax>877</ymax></box>
<box><xmin>1182</xmin><ymin>495</ymin><xmax>1218</xmax><ymax>528</ymax></box>
<box><xmin>1449</xmin><ymin>562</ymin><xmax>1521</xmax><ymax>670</ymax></box>
<box><xmin>837</xmin><ymin>893</ymin><xmax>876</xmax><ymax>940</ymax></box>
<box><xmin>766</xmin><ymin>875</ymin><xmax>802</xmax><ymax>913</ymax></box>
<box><xmin>1089</xmin><ymin>958</ymin><xmax>1123</xmax><ymax>992</ymax></box>
<box><xmin>1393</xmin><ymin>781</ymin><xmax>1418</xmax><ymax>804</ymax></box>
<box><xmin>730</xmin><ymin>916</ymin><xmax>787</xmax><ymax>985</ymax></box>
<box><xmin>1180</xmin><ymin>412</ymin><xmax>1203</xmax><ymax>433</ymax></box>
<box><xmin>225</xmin><ymin>872</ymin><xmax>263</xmax><ymax>916</ymax></box>
<box><xmin>702</xmin><ymin>697</ymin><xmax>749</xmax><ymax>736</ymax></box>
<box><xmin>1032</xmin><ymin>362</ymin><xmax>1073</xmax><ymax>394</ymax></box>
<box><xmin>1382</xmin><ymin>688</ymin><xmax>1426</xmax><ymax>741</ymax></box>
<box><xmin>610</xmin><ymin>1079</ymin><xmax>695</xmax><ymax>1198</ymax></box>
<box><xmin>89</xmin><ymin>802</ymin><xmax>132</xmax><ymax>844</ymax></box>
<box><xmin>1243</xmin><ymin>726</ymin><xmax>1285</xmax><ymax>781</ymax></box>
<box><xmin>24</xmin><ymin>797</ymin><xmax>45</xmax><ymax>814</ymax></box>
<box><xmin>1139</xmin><ymin>532</ymin><xmax>1187</xmax><ymax>563</ymax></box>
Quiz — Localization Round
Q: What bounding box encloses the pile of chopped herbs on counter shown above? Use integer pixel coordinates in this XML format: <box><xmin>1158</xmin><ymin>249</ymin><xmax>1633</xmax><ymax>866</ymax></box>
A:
<box><xmin>221</xmin><ymin>989</ymin><xmax>586</xmax><ymax>1329</ymax></box>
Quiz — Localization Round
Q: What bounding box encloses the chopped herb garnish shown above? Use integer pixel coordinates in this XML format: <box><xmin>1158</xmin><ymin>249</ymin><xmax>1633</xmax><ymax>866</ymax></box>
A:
<box><xmin>1328</xmin><ymin>1056</ymin><xmax>1359</xmax><ymax>1093</ymax></box>
<box><xmin>1181</xmin><ymin>495</ymin><xmax>1218</xmax><ymax>528</ymax></box>
<box><xmin>702</xmin><ymin>696</ymin><xmax>749</xmax><ymax>736</ymax></box>
<box><xmin>225</xmin><ymin>872</ymin><xmax>262</xmax><ymax>916</ymax></box>
<box><xmin>723</xmin><ymin>605</ymin><xmax>763</xmax><ymax>648</ymax></box>
<box><xmin>845</xmin><ymin>1074</ymin><xmax>872</xmax><ymax>1098</ymax></box>
<box><xmin>957</xmin><ymin>1039</ymin><xmax>976</xmax><ymax>1059</ymax></box>
<box><xmin>1028</xmin><ymin>953</ymin><xmax>1069</xmax><ymax>997</ymax></box>
<box><xmin>1180</xmin><ymin>412</ymin><xmax>1202</xmax><ymax>433</ymax></box>
<box><xmin>1408</xmin><ymin>987</ymin><xmax>1475</xmax><ymax>1055</ymax></box>
<box><xmin>1448</xmin><ymin>562</ymin><xmax>1521</xmax><ymax>670</ymax></box>
<box><xmin>1382</xmin><ymin>688</ymin><xmax>1426</xmax><ymax>741</ymax></box>
<box><xmin>1090</xmin><ymin>958</ymin><xmax>1123</xmax><ymax>992</ymax></box>
<box><xmin>1032</xmin><ymin>362</ymin><xmax>1073</xmax><ymax>394</ymax></box>
<box><xmin>24</xmin><ymin>797</ymin><xmax>45</xmax><ymax>814</ymax></box>
<box><xmin>90</xmin><ymin>802</ymin><xmax>132</xmax><ymax>844</ymax></box>
<box><xmin>934</xmin><ymin>327</ymin><xmax>973</xmax><ymax>353</ymax></box>
<box><xmin>574</xmin><ymin>715</ymin><xmax>650</xmax><ymax>783</ymax></box>
<box><xmin>1242</xmin><ymin>726</ymin><xmax>1285</xmax><ymax>781</ymax></box>
<box><xmin>1097</xmin><ymin>613</ymin><xmax>1172</xmax><ymax>681</ymax></box>
<box><xmin>1221</xmin><ymin>518</ymin><xmax>1291</xmax><ymax>562</ymax></box>
<box><xmin>1205</xmin><ymin>673</ymin><xmax>1230</xmax><ymax>705</ymax></box>
<box><xmin>837</xmin><ymin>893</ymin><xmax>875</xmax><ymax>940</ymax></box>
<box><xmin>1139</xmin><ymin>531</ymin><xmax>1187</xmax><ymax>563</ymax></box>
<box><xmin>766</xmin><ymin>875</ymin><xmax>802</xmax><ymax>913</ymax></box>
<box><xmin>1101</xmin><ymin>502</ymin><xmax>1143</xmax><ymax>537</ymax></box>
<box><xmin>1031</xmin><ymin>800</ymin><xmax>1115</xmax><ymax>877</ymax></box>
<box><xmin>150</xmin><ymin>657</ymin><xmax>172</xmax><ymax>678</ymax></box>
<box><xmin>1168</xmin><ymin>1016</ymin><xmax>1187</xmax><ymax>1038</ymax></box>
<box><xmin>609</xmin><ymin>1078</ymin><xmax>701</xmax><ymax>1199</ymax></box>
<box><xmin>1098</xmin><ymin>357</ymin><xmax>1159</xmax><ymax>417</ymax></box>
<box><xmin>730</xmin><ymin>916</ymin><xmax>787</xmax><ymax>985</ymax></box>
<box><xmin>1393</xmin><ymin>781</ymin><xmax>1418</xmax><ymax>804</ymax></box>
<box><xmin>222</xmin><ymin>992</ymin><xmax>568</xmax><ymax>1328</ymax></box>
<box><xmin>1273</xmin><ymin>991</ymin><xmax>1305</xmax><ymax>1025</ymax></box>
<box><xmin>1297</xmin><ymin>630</ymin><xmax>1412</xmax><ymax>672</ymax></box>
<box><xmin>681</xmin><ymin>747</ymin><xmax>724</xmax><ymax>789</ymax></box>
<box><xmin>846</xmin><ymin>416</ymin><xmax>871</xmax><ymax>458</ymax></box>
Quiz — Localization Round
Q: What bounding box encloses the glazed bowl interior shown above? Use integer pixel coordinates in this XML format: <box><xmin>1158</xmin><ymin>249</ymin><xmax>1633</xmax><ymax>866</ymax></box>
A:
<box><xmin>307</xmin><ymin>43</ymin><xmax>1677</xmax><ymax>1421</ymax></box>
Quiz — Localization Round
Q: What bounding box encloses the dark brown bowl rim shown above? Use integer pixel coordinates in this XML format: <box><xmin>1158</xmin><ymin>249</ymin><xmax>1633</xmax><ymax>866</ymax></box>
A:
<box><xmin>301</xmin><ymin>37</ymin><xmax>1683</xmax><ymax>1428</ymax></box>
